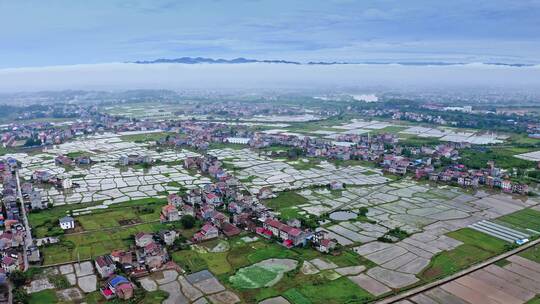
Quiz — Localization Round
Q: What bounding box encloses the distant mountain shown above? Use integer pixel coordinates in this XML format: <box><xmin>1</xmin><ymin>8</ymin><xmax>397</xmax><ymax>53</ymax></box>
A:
<box><xmin>133</xmin><ymin>57</ymin><xmax>301</xmax><ymax>65</ymax></box>
<box><xmin>132</xmin><ymin>57</ymin><xmax>535</xmax><ymax>67</ymax></box>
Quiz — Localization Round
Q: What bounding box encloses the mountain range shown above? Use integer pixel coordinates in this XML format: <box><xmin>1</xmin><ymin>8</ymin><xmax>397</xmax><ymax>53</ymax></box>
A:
<box><xmin>132</xmin><ymin>57</ymin><xmax>535</xmax><ymax>67</ymax></box>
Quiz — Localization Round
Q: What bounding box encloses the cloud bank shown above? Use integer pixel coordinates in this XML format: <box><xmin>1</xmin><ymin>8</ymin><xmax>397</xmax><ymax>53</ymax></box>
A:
<box><xmin>0</xmin><ymin>62</ymin><xmax>539</xmax><ymax>92</ymax></box>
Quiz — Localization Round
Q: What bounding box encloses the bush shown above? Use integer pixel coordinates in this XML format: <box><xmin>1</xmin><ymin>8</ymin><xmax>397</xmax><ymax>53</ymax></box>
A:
<box><xmin>48</xmin><ymin>274</ymin><xmax>70</xmax><ymax>289</ymax></box>
<box><xmin>181</xmin><ymin>215</ymin><xmax>196</xmax><ymax>229</ymax></box>
<box><xmin>10</xmin><ymin>270</ymin><xmax>27</xmax><ymax>287</ymax></box>
<box><xmin>358</xmin><ymin>207</ymin><xmax>369</xmax><ymax>217</ymax></box>
<box><xmin>13</xmin><ymin>288</ymin><xmax>28</xmax><ymax>304</ymax></box>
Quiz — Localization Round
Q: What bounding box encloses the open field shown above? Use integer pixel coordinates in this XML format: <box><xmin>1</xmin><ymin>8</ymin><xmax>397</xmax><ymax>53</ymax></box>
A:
<box><xmin>119</xmin><ymin>131</ymin><xmax>176</xmax><ymax>143</ymax></box>
<box><xmin>29</xmin><ymin>197</ymin><xmax>167</xmax><ymax>238</ymax></box>
<box><xmin>460</xmin><ymin>147</ymin><xmax>536</xmax><ymax>170</ymax></box>
<box><xmin>519</xmin><ymin>244</ymin><xmax>540</xmax><ymax>264</ymax></box>
<box><xmin>497</xmin><ymin>208</ymin><xmax>540</xmax><ymax>231</ymax></box>
<box><xmin>264</xmin><ymin>191</ymin><xmax>309</xmax><ymax>210</ymax></box>
<box><xmin>31</xmin><ymin>198</ymin><xmax>195</xmax><ymax>265</ymax></box>
<box><xmin>421</xmin><ymin>228</ymin><xmax>508</xmax><ymax>280</ymax></box>
<box><xmin>171</xmin><ymin>237</ymin><xmax>375</xmax><ymax>303</ymax></box>
<box><xmin>41</xmin><ymin>221</ymin><xmax>168</xmax><ymax>265</ymax></box>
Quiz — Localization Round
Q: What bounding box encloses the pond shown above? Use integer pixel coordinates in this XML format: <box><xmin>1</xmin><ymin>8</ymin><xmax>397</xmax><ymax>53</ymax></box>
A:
<box><xmin>329</xmin><ymin>211</ymin><xmax>357</xmax><ymax>221</ymax></box>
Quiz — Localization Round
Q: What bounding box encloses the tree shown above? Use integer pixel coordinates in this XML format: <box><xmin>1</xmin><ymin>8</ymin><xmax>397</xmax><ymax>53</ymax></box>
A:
<box><xmin>13</xmin><ymin>288</ymin><xmax>28</xmax><ymax>304</ymax></box>
<box><xmin>358</xmin><ymin>207</ymin><xmax>369</xmax><ymax>217</ymax></box>
<box><xmin>10</xmin><ymin>270</ymin><xmax>27</xmax><ymax>287</ymax></box>
<box><xmin>180</xmin><ymin>215</ymin><xmax>196</xmax><ymax>229</ymax></box>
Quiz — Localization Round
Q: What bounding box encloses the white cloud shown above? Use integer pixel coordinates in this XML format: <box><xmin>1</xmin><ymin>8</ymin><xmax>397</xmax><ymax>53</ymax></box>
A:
<box><xmin>0</xmin><ymin>62</ymin><xmax>539</xmax><ymax>92</ymax></box>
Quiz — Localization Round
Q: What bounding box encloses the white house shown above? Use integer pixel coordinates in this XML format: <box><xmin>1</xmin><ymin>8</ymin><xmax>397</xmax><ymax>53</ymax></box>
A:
<box><xmin>62</xmin><ymin>178</ymin><xmax>73</xmax><ymax>189</ymax></box>
<box><xmin>59</xmin><ymin>216</ymin><xmax>75</xmax><ymax>230</ymax></box>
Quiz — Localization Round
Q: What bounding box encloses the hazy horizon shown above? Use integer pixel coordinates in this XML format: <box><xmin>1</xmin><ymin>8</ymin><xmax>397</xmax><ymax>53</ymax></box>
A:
<box><xmin>0</xmin><ymin>62</ymin><xmax>539</xmax><ymax>93</ymax></box>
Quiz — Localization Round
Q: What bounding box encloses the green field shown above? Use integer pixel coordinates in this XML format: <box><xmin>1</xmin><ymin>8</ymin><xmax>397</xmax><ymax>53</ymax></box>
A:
<box><xmin>120</xmin><ymin>131</ymin><xmax>176</xmax><ymax>143</ymax></box>
<box><xmin>28</xmin><ymin>289</ymin><xmax>57</xmax><ymax>304</ymax></box>
<box><xmin>30</xmin><ymin>198</ymin><xmax>167</xmax><ymax>238</ymax></box>
<box><xmin>229</xmin><ymin>264</ymin><xmax>288</xmax><ymax>289</ymax></box>
<box><xmin>31</xmin><ymin>198</ymin><xmax>184</xmax><ymax>265</ymax></box>
<box><xmin>263</xmin><ymin>191</ymin><xmax>309</xmax><ymax>209</ymax></box>
<box><xmin>296</xmin><ymin>277</ymin><xmax>373</xmax><ymax>304</ymax></box>
<box><xmin>526</xmin><ymin>297</ymin><xmax>540</xmax><ymax>304</ymax></box>
<box><xmin>421</xmin><ymin>228</ymin><xmax>508</xmax><ymax>280</ymax></box>
<box><xmin>287</xmin><ymin>159</ymin><xmax>323</xmax><ymax>170</ymax></box>
<box><xmin>459</xmin><ymin>147</ymin><xmax>536</xmax><ymax>170</ymax></box>
<box><xmin>497</xmin><ymin>208</ymin><xmax>540</xmax><ymax>231</ymax></box>
<box><xmin>519</xmin><ymin>244</ymin><xmax>540</xmax><ymax>264</ymax></box>
<box><xmin>170</xmin><ymin>237</ymin><xmax>374</xmax><ymax>303</ymax></box>
<box><xmin>284</xmin><ymin>288</ymin><xmax>312</xmax><ymax>304</ymax></box>
<box><xmin>41</xmin><ymin>221</ymin><xmax>169</xmax><ymax>265</ymax></box>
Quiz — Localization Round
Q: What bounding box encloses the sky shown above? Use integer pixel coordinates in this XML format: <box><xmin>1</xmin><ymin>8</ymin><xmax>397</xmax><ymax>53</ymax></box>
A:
<box><xmin>1</xmin><ymin>0</ymin><xmax>540</xmax><ymax>68</ymax></box>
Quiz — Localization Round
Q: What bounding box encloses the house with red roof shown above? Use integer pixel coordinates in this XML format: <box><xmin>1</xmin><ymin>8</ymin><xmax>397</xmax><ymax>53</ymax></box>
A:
<box><xmin>161</xmin><ymin>204</ymin><xmax>180</xmax><ymax>222</ymax></box>
<box><xmin>95</xmin><ymin>255</ymin><xmax>116</xmax><ymax>278</ymax></box>
<box><xmin>1</xmin><ymin>256</ymin><xmax>18</xmax><ymax>273</ymax></box>
<box><xmin>192</xmin><ymin>223</ymin><xmax>219</xmax><ymax>242</ymax></box>
<box><xmin>204</xmin><ymin>192</ymin><xmax>222</xmax><ymax>205</ymax></box>
<box><xmin>262</xmin><ymin>218</ymin><xmax>307</xmax><ymax>248</ymax></box>
<box><xmin>134</xmin><ymin>232</ymin><xmax>153</xmax><ymax>247</ymax></box>
<box><xmin>221</xmin><ymin>222</ymin><xmax>241</xmax><ymax>237</ymax></box>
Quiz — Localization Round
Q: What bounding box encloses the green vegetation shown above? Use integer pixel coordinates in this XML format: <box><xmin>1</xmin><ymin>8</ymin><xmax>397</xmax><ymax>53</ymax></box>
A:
<box><xmin>296</xmin><ymin>277</ymin><xmax>372</xmax><ymax>304</ymax></box>
<box><xmin>264</xmin><ymin>191</ymin><xmax>309</xmax><ymax>210</ymax></box>
<box><xmin>526</xmin><ymin>296</ymin><xmax>540</xmax><ymax>304</ymax></box>
<box><xmin>421</xmin><ymin>228</ymin><xmax>508</xmax><ymax>280</ymax></box>
<box><xmin>30</xmin><ymin>198</ymin><xmax>167</xmax><ymax>238</ymax></box>
<box><xmin>288</xmin><ymin>159</ymin><xmax>323</xmax><ymax>170</ymax></box>
<box><xmin>65</xmin><ymin>151</ymin><xmax>92</xmax><ymax>158</ymax></box>
<box><xmin>28</xmin><ymin>289</ymin><xmax>57</xmax><ymax>304</ymax></box>
<box><xmin>285</xmin><ymin>115</ymin><xmax>355</xmax><ymax>133</ymax></box>
<box><xmin>284</xmin><ymin>288</ymin><xmax>312</xmax><ymax>304</ymax></box>
<box><xmin>140</xmin><ymin>290</ymin><xmax>169</xmax><ymax>304</ymax></box>
<box><xmin>497</xmin><ymin>208</ymin><xmax>540</xmax><ymax>231</ymax></box>
<box><xmin>31</xmin><ymin>198</ymin><xmax>186</xmax><ymax>265</ymax></box>
<box><xmin>398</xmin><ymin>135</ymin><xmax>442</xmax><ymax>147</ymax></box>
<box><xmin>494</xmin><ymin>259</ymin><xmax>511</xmax><ymax>267</ymax></box>
<box><xmin>181</xmin><ymin>215</ymin><xmax>196</xmax><ymax>229</ymax></box>
<box><xmin>459</xmin><ymin>147</ymin><xmax>535</xmax><ymax>170</ymax></box>
<box><xmin>120</xmin><ymin>132</ymin><xmax>175</xmax><ymax>143</ymax></box>
<box><xmin>229</xmin><ymin>264</ymin><xmax>287</xmax><ymax>288</ymax></box>
<box><xmin>263</xmin><ymin>191</ymin><xmax>310</xmax><ymax>221</ymax></box>
<box><xmin>48</xmin><ymin>273</ymin><xmax>70</xmax><ymax>289</ymax></box>
<box><xmin>369</xmin><ymin>125</ymin><xmax>408</xmax><ymax>135</ymax></box>
<box><xmin>171</xmin><ymin>237</ymin><xmax>374</xmax><ymax>303</ymax></box>
<box><xmin>519</xmin><ymin>244</ymin><xmax>540</xmax><ymax>264</ymax></box>
<box><xmin>240</xmin><ymin>175</ymin><xmax>257</xmax><ymax>183</ymax></box>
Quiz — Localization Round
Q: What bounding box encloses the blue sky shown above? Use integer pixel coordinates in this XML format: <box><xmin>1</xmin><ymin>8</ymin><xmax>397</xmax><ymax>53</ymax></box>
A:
<box><xmin>1</xmin><ymin>0</ymin><xmax>540</xmax><ymax>68</ymax></box>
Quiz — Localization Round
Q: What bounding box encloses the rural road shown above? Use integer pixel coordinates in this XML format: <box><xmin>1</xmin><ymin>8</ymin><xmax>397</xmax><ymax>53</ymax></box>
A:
<box><xmin>15</xmin><ymin>170</ymin><xmax>33</xmax><ymax>271</ymax></box>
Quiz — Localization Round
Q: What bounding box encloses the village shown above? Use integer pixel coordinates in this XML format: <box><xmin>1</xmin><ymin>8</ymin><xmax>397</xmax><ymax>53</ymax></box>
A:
<box><xmin>1</xmin><ymin>106</ymin><xmax>540</xmax><ymax>303</ymax></box>
<box><xmin>0</xmin><ymin>98</ymin><xmax>540</xmax><ymax>304</ymax></box>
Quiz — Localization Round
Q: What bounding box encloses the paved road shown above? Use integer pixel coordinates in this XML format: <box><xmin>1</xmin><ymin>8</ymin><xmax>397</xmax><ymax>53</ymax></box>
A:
<box><xmin>15</xmin><ymin>170</ymin><xmax>33</xmax><ymax>271</ymax></box>
<box><xmin>375</xmin><ymin>236</ymin><xmax>540</xmax><ymax>304</ymax></box>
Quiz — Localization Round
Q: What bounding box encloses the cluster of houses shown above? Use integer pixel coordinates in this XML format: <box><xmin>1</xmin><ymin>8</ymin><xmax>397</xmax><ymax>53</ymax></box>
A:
<box><xmin>95</xmin><ymin>230</ymin><xmax>176</xmax><ymax>300</ymax></box>
<box><xmin>173</xmin><ymin>154</ymin><xmax>337</xmax><ymax>253</ymax></box>
<box><xmin>0</xmin><ymin>158</ymin><xmax>40</xmax><ymax>277</ymax></box>
<box><xmin>55</xmin><ymin>154</ymin><xmax>92</xmax><ymax>166</ymax></box>
<box><xmin>157</xmin><ymin>121</ymin><xmax>253</xmax><ymax>151</ymax></box>
<box><xmin>427</xmin><ymin>163</ymin><xmax>529</xmax><ymax>195</ymax></box>
<box><xmin>31</xmin><ymin>170</ymin><xmax>74</xmax><ymax>190</ymax></box>
<box><xmin>118</xmin><ymin>154</ymin><xmax>153</xmax><ymax>166</ymax></box>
